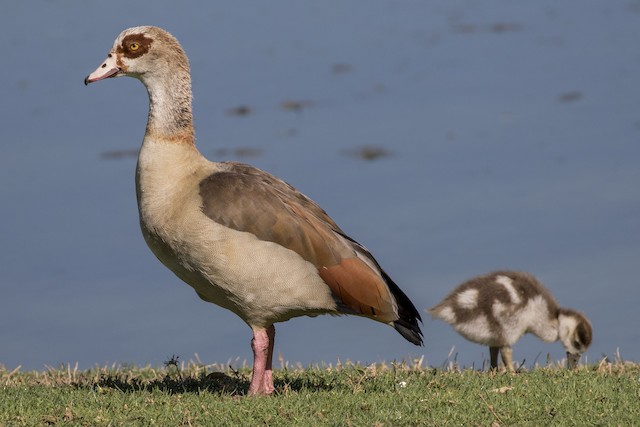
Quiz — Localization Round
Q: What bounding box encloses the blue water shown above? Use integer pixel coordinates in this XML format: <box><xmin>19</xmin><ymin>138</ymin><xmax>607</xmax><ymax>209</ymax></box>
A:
<box><xmin>1</xmin><ymin>1</ymin><xmax>639</xmax><ymax>371</ymax></box>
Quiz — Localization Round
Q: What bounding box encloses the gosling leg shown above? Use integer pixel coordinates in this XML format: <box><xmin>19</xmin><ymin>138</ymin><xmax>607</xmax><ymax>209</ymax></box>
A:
<box><xmin>489</xmin><ymin>346</ymin><xmax>500</xmax><ymax>370</ymax></box>
<box><xmin>500</xmin><ymin>346</ymin><xmax>515</xmax><ymax>372</ymax></box>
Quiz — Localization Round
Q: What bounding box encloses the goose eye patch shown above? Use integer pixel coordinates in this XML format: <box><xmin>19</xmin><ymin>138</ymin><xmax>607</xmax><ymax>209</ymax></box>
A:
<box><xmin>118</xmin><ymin>34</ymin><xmax>152</xmax><ymax>58</ymax></box>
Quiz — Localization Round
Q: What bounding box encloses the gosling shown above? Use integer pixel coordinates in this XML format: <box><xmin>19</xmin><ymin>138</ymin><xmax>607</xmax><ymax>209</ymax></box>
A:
<box><xmin>428</xmin><ymin>271</ymin><xmax>592</xmax><ymax>371</ymax></box>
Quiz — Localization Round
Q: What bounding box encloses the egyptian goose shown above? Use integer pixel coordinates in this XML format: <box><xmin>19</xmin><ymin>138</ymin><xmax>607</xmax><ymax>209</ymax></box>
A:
<box><xmin>85</xmin><ymin>26</ymin><xmax>422</xmax><ymax>395</ymax></box>
<box><xmin>428</xmin><ymin>271</ymin><xmax>591</xmax><ymax>371</ymax></box>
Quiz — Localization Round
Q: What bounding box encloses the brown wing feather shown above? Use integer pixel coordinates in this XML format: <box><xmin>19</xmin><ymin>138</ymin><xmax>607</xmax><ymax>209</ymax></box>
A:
<box><xmin>198</xmin><ymin>162</ymin><xmax>398</xmax><ymax>319</ymax></box>
<box><xmin>319</xmin><ymin>258</ymin><xmax>397</xmax><ymax>322</ymax></box>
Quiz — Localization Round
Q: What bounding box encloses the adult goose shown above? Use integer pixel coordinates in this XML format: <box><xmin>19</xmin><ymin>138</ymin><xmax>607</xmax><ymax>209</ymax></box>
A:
<box><xmin>85</xmin><ymin>26</ymin><xmax>422</xmax><ymax>395</ymax></box>
<box><xmin>428</xmin><ymin>271</ymin><xmax>591</xmax><ymax>371</ymax></box>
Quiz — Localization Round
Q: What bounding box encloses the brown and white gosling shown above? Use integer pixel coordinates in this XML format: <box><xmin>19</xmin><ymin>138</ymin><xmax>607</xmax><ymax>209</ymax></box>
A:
<box><xmin>428</xmin><ymin>271</ymin><xmax>592</xmax><ymax>371</ymax></box>
<box><xmin>84</xmin><ymin>26</ymin><xmax>422</xmax><ymax>395</ymax></box>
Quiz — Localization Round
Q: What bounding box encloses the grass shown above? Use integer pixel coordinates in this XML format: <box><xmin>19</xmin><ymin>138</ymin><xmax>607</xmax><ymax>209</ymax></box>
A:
<box><xmin>1</xmin><ymin>357</ymin><xmax>639</xmax><ymax>426</ymax></box>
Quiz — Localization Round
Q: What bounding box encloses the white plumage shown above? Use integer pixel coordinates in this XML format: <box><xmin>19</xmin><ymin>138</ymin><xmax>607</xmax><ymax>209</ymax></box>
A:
<box><xmin>429</xmin><ymin>271</ymin><xmax>592</xmax><ymax>371</ymax></box>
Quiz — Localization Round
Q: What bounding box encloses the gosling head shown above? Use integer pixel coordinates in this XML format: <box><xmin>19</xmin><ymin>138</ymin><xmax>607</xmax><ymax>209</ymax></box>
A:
<box><xmin>558</xmin><ymin>308</ymin><xmax>592</xmax><ymax>369</ymax></box>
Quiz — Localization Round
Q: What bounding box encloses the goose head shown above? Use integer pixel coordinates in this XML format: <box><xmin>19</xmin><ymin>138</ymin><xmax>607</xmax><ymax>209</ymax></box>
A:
<box><xmin>84</xmin><ymin>26</ymin><xmax>189</xmax><ymax>86</ymax></box>
<box><xmin>558</xmin><ymin>309</ymin><xmax>593</xmax><ymax>368</ymax></box>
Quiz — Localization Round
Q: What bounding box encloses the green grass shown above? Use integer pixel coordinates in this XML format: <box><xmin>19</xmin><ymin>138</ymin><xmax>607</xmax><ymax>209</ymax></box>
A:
<box><xmin>1</xmin><ymin>358</ymin><xmax>639</xmax><ymax>426</ymax></box>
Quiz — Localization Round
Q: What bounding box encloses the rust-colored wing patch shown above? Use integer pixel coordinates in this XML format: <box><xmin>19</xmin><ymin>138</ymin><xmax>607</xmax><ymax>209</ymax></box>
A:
<box><xmin>319</xmin><ymin>258</ymin><xmax>397</xmax><ymax>322</ymax></box>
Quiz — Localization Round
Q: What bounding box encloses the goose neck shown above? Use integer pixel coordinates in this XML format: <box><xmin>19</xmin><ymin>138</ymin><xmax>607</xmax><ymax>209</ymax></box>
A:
<box><xmin>144</xmin><ymin>70</ymin><xmax>195</xmax><ymax>144</ymax></box>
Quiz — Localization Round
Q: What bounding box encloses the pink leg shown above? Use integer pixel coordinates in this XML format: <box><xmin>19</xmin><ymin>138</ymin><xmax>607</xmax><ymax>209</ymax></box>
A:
<box><xmin>263</xmin><ymin>325</ymin><xmax>275</xmax><ymax>394</ymax></box>
<box><xmin>248</xmin><ymin>325</ymin><xmax>276</xmax><ymax>396</ymax></box>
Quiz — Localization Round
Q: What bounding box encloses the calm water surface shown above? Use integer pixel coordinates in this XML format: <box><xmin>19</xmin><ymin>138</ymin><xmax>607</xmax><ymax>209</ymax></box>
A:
<box><xmin>1</xmin><ymin>1</ymin><xmax>639</xmax><ymax>370</ymax></box>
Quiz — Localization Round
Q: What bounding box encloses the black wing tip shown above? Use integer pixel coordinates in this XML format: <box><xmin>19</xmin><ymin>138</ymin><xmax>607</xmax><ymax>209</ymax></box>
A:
<box><xmin>341</xmin><ymin>243</ymin><xmax>424</xmax><ymax>346</ymax></box>
<box><xmin>378</xmin><ymin>269</ymin><xmax>423</xmax><ymax>345</ymax></box>
<box><xmin>393</xmin><ymin>319</ymin><xmax>424</xmax><ymax>346</ymax></box>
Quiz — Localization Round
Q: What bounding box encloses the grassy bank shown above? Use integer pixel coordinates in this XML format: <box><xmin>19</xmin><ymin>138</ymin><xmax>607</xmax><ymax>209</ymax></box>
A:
<box><xmin>1</xmin><ymin>359</ymin><xmax>639</xmax><ymax>426</ymax></box>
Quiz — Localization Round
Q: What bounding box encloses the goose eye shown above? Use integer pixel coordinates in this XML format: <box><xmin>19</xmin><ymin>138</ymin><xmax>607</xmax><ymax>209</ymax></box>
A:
<box><xmin>129</xmin><ymin>42</ymin><xmax>140</xmax><ymax>51</ymax></box>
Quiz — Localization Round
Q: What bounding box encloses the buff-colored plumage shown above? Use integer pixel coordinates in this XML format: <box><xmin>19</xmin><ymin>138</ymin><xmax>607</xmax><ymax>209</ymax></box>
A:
<box><xmin>86</xmin><ymin>26</ymin><xmax>422</xmax><ymax>395</ymax></box>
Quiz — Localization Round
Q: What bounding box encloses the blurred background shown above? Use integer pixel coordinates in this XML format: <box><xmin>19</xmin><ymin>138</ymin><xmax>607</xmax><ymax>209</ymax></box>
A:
<box><xmin>1</xmin><ymin>0</ymin><xmax>639</xmax><ymax>370</ymax></box>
